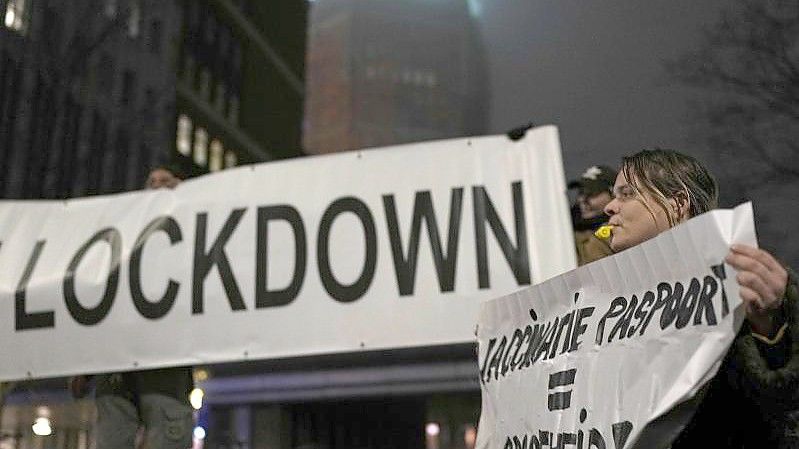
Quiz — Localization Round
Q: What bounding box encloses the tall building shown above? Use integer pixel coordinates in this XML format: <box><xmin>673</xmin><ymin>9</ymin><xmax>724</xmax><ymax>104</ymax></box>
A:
<box><xmin>0</xmin><ymin>0</ymin><xmax>307</xmax><ymax>199</ymax></box>
<box><xmin>2</xmin><ymin>2</ymin><xmax>485</xmax><ymax>448</ymax></box>
<box><xmin>174</xmin><ymin>0</ymin><xmax>307</xmax><ymax>177</ymax></box>
<box><xmin>190</xmin><ymin>3</ymin><xmax>487</xmax><ymax>448</ymax></box>
<box><xmin>0</xmin><ymin>0</ymin><xmax>307</xmax><ymax>446</ymax></box>
<box><xmin>0</xmin><ymin>0</ymin><xmax>182</xmax><ymax>199</ymax></box>
<box><xmin>304</xmin><ymin>0</ymin><xmax>488</xmax><ymax>154</ymax></box>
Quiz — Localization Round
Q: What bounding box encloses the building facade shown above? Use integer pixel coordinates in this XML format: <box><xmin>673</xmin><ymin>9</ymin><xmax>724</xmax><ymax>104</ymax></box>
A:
<box><xmin>0</xmin><ymin>0</ymin><xmax>182</xmax><ymax>199</ymax></box>
<box><xmin>197</xmin><ymin>2</ymin><xmax>487</xmax><ymax>448</ymax></box>
<box><xmin>0</xmin><ymin>0</ymin><xmax>306</xmax><ymax>200</ymax></box>
<box><xmin>174</xmin><ymin>0</ymin><xmax>306</xmax><ymax>178</ymax></box>
<box><xmin>303</xmin><ymin>0</ymin><xmax>488</xmax><ymax>154</ymax></box>
<box><xmin>0</xmin><ymin>0</ymin><xmax>307</xmax><ymax>447</ymax></box>
<box><xmin>1</xmin><ymin>1</ymin><xmax>483</xmax><ymax>449</ymax></box>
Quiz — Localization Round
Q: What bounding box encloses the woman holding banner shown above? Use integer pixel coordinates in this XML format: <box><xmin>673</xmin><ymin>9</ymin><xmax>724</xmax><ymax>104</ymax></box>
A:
<box><xmin>601</xmin><ymin>149</ymin><xmax>799</xmax><ymax>448</ymax></box>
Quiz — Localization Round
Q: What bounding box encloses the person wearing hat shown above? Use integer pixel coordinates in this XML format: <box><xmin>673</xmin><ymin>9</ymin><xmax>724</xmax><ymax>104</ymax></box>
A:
<box><xmin>568</xmin><ymin>165</ymin><xmax>616</xmax><ymax>265</ymax></box>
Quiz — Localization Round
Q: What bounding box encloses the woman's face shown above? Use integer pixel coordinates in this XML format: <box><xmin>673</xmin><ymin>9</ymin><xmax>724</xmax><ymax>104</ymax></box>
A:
<box><xmin>603</xmin><ymin>170</ymin><xmax>676</xmax><ymax>253</ymax></box>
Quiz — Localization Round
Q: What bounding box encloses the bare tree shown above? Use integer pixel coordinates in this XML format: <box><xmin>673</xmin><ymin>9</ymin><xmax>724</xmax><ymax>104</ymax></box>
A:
<box><xmin>666</xmin><ymin>0</ymin><xmax>799</xmax><ymax>184</ymax></box>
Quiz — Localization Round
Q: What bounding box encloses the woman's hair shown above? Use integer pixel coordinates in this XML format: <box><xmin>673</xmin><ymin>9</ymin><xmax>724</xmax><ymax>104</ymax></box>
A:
<box><xmin>622</xmin><ymin>149</ymin><xmax>719</xmax><ymax>226</ymax></box>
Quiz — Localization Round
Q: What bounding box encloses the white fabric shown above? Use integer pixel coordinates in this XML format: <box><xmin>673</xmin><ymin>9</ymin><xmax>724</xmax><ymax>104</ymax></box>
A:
<box><xmin>0</xmin><ymin>127</ymin><xmax>576</xmax><ymax>381</ymax></box>
<box><xmin>476</xmin><ymin>203</ymin><xmax>756</xmax><ymax>449</ymax></box>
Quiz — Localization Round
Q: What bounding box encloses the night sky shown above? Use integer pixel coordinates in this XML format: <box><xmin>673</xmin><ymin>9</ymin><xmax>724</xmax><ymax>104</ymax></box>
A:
<box><xmin>477</xmin><ymin>0</ymin><xmax>734</xmax><ymax>177</ymax></box>
<box><xmin>473</xmin><ymin>0</ymin><xmax>798</xmax><ymax>265</ymax></box>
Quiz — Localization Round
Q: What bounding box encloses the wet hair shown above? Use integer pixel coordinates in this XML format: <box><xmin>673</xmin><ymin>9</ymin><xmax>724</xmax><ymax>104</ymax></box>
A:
<box><xmin>621</xmin><ymin>149</ymin><xmax>718</xmax><ymax>227</ymax></box>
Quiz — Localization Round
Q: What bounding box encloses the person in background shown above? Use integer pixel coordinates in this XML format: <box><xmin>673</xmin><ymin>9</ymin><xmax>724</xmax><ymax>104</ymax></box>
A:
<box><xmin>600</xmin><ymin>149</ymin><xmax>798</xmax><ymax>448</ymax></box>
<box><xmin>568</xmin><ymin>165</ymin><xmax>616</xmax><ymax>265</ymax></box>
<box><xmin>70</xmin><ymin>164</ymin><xmax>194</xmax><ymax>449</ymax></box>
<box><xmin>145</xmin><ymin>165</ymin><xmax>184</xmax><ymax>190</ymax></box>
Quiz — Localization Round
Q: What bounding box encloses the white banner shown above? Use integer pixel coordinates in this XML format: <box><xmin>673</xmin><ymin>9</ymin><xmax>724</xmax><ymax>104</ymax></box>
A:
<box><xmin>475</xmin><ymin>203</ymin><xmax>755</xmax><ymax>449</ymax></box>
<box><xmin>0</xmin><ymin>126</ymin><xmax>576</xmax><ymax>381</ymax></box>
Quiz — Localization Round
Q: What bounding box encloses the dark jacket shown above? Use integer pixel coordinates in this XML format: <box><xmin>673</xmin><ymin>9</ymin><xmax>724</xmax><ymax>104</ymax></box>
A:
<box><xmin>571</xmin><ymin>205</ymin><xmax>613</xmax><ymax>266</ymax></box>
<box><xmin>95</xmin><ymin>367</ymin><xmax>194</xmax><ymax>406</ymax></box>
<box><xmin>671</xmin><ymin>268</ymin><xmax>799</xmax><ymax>448</ymax></box>
<box><xmin>574</xmin><ymin>229</ymin><xmax>613</xmax><ymax>266</ymax></box>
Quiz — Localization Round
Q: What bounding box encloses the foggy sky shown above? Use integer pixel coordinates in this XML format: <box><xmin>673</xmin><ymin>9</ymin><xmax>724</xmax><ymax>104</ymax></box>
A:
<box><xmin>476</xmin><ymin>0</ymin><xmax>735</xmax><ymax>178</ymax></box>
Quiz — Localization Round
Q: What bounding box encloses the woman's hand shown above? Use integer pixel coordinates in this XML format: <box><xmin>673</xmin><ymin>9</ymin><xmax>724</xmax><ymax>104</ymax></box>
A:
<box><xmin>725</xmin><ymin>244</ymin><xmax>788</xmax><ymax>337</ymax></box>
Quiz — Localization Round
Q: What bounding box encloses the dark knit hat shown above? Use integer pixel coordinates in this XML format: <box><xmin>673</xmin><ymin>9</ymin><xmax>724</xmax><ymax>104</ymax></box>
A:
<box><xmin>568</xmin><ymin>165</ymin><xmax>617</xmax><ymax>196</ymax></box>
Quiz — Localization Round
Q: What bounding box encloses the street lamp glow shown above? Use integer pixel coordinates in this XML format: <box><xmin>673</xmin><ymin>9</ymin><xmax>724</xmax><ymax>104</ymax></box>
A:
<box><xmin>189</xmin><ymin>388</ymin><xmax>204</xmax><ymax>410</ymax></box>
<box><xmin>4</xmin><ymin>10</ymin><xmax>15</xmax><ymax>28</ymax></box>
<box><xmin>32</xmin><ymin>417</ymin><xmax>52</xmax><ymax>436</ymax></box>
<box><xmin>193</xmin><ymin>426</ymin><xmax>206</xmax><ymax>440</ymax></box>
<box><xmin>425</xmin><ymin>422</ymin><xmax>440</xmax><ymax>437</ymax></box>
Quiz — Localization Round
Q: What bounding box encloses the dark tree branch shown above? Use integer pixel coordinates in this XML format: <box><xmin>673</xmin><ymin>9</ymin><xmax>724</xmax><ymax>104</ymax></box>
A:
<box><xmin>666</xmin><ymin>0</ymin><xmax>799</xmax><ymax>179</ymax></box>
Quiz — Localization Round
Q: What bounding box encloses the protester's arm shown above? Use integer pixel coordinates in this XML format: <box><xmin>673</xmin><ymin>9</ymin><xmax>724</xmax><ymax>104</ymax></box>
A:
<box><xmin>727</xmin><ymin>266</ymin><xmax>799</xmax><ymax>408</ymax></box>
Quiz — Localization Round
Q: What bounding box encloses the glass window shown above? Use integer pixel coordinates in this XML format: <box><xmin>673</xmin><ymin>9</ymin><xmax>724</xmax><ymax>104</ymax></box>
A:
<box><xmin>121</xmin><ymin>70</ymin><xmax>136</xmax><ymax>106</ymax></box>
<box><xmin>193</xmin><ymin>127</ymin><xmax>208</xmax><ymax>166</ymax></box>
<box><xmin>224</xmin><ymin>150</ymin><xmax>237</xmax><ymax>168</ymax></box>
<box><xmin>200</xmin><ymin>68</ymin><xmax>211</xmax><ymax>99</ymax></box>
<box><xmin>183</xmin><ymin>55</ymin><xmax>195</xmax><ymax>84</ymax></box>
<box><xmin>205</xmin><ymin>14</ymin><xmax>216</xmax><ymax>44</ymax></box>
<box><xmin>144</xmin><ymin>88</ymin><xmax>156</xmax><ymax>106</ymax></box>
<box><xmin>127</xmin><ymin>0</ymin><xmax>141</xmax><ymax>38</ymax></box>
<box><xmin>232</xmin><ymin>43</ymin><xmax>242</xmax><ymax>72</ymax></box>
<box><xmin>177</xmin><ymin>114</ymin><xmax>192</xmax><ymax>156</ymax></box>
<box><xmin>216</xmin><ymin>82</ymin><xmax>226</xmax><ymax>112</ymax></box>
<box><xmin>219</xmin><ymin>26</ymin><xmax>230</xmax><ymax>59</ymax></box>
<box><xmin>43</xmin><ymin>6</ymin><xmax>62</xmax><ymax>49</ymax></box>
<box><xmin>104</xmin><ymin>0</ymin><xmax>117</xmax><ymax>18</ymax></box>
<box><xmin>229</xmin><ymin>95</ymin><xmax>239</xmax><ymax>125</ymax></box>
<box><xmin>97</xmin><ymin>53</ymin><xmax>116</xmax><ymax>94</ymax></box>
<box><xmin>149</xmin><ymin>20</ymin><xmax>162</xmax><ymax>54</ymax></box>
<box><xmin>186</xmin><ymin>0</ymin><xmax>198</xmax><ymax>31</ymax></box>
<box><xmin>209</xmin><ymin>140</ymin><xmax>223</xmax><ymax>172</ymax></box>
<box><xmin>4</xmin><ymin>0</ymin><xmax>30</xmax><ymax>34</ymax></box>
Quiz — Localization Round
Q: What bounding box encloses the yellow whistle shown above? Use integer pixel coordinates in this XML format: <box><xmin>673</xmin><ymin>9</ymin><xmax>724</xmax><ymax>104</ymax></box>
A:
<box><xmin>594</xmin><ymin>225</ymin><xmax>613</xmax><ymax>241</ymax></box>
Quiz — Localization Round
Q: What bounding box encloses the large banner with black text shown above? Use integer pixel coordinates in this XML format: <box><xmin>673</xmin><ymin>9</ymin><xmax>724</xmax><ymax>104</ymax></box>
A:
<box><xmin>475</xmin><ymin>203</ymin><xmax>756</xmax><ymax>449</ymax></box>
<box><xmin>0</xmin><ymin>126</ymin><xmax>576</xmax><ymax>381</ymax></box>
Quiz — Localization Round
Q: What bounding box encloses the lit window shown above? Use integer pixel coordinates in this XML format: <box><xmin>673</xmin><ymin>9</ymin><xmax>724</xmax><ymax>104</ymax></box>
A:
<box><xmin>209</xmin><ymin>140</ymin><xmax>223</xmax><ymax>171</ymax></box>
<box><xmin>127</xmin><ymin>0</ymin><xmax>141</xmax><ymax>38</ymax></box>
<box><xmin>177</xmin><ymin>115</ymin><xmax>192</xmax><ymax>156</ymax></box>
<box><xmin>224</xmin><ymin>150</ymin><xmax>237</xmax><ymax>168</ymax></box>
<box><xmin>193</xmin><ymin>128</ymin><xmax>208</xmax><ymax>166</ymax></box>
<box><xmin>4</xmin><ymin>0</ymin><xmax>30</xmax><ymax>34</ymax></box>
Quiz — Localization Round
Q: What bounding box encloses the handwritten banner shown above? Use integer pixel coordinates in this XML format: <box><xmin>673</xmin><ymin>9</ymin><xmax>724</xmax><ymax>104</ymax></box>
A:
<box><xmin>476</xmin><ymin>203</ymin><xmax>755</xmax><ymax>449</ymax></box>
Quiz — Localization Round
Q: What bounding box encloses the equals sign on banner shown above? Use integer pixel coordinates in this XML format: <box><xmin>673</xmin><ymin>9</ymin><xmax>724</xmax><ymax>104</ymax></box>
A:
<box><xmin>548</xmin><ymin>368</ymin><xmax>577</xmax><ymax>411</ymax></box>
